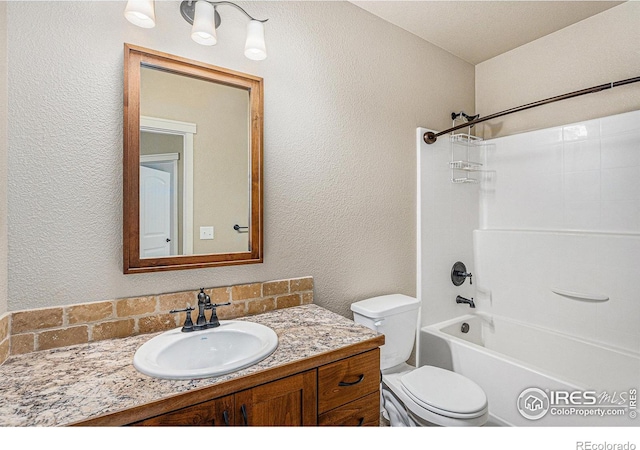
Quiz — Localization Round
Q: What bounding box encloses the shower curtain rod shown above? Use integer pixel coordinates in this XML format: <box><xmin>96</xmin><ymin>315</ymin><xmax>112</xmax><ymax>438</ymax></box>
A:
<box><xmin>423</xmin><ymin>75</ymin><xmax>640</xmax><ymax>144</ymax></box>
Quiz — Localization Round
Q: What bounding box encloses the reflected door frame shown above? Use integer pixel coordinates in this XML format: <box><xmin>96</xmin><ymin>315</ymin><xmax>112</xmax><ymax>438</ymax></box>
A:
<box><xmin>141</xmin><ymin>116</ymin><xmax>197</xmax><ymax>255</ymax></box>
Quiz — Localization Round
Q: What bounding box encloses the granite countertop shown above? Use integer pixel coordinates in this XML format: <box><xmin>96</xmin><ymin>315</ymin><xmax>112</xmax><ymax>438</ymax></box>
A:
<box><xmin>0</xmin><ymin>304</ymin><xmax>381</xmax><ymax>426</ymax></box>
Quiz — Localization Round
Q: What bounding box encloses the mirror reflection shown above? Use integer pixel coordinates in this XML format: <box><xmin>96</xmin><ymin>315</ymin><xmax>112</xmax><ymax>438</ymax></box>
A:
<box><xmin>139</xmin><ymin>66</ymin><xmax>250</xmax><ymax>258</ymax></box>
<box><xmin>123</xmin><ymin>44</ymin><xmax>263</xmax><ymax>274</ymax></box>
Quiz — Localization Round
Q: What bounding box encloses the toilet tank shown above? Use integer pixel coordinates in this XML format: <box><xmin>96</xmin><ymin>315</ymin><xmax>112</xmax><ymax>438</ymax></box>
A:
<box><xmin>350</xmin><ymin>294</ymin><xmax>420</xmax><ymax>370</ymax></box>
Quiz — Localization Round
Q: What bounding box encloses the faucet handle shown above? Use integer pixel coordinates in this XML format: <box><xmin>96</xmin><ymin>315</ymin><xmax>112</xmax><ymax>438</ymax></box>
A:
<box><xmin>204</xmin><ymin>301</ymin><xmax>231</xmax><ymax>310</ymax></box>
<box><xmin>451</xmin><ymin>261</ymin><xmax>473</xmax><ymax>286</ymax></box>
<box><xmin>170</xmin><ymin>305</ymin><xmax>195</xmax><ymax>332</ymax></box>
<box><xmin>206</xmin><ymin>302</ymin><xmax>231</xmax><ymax>328</ymax></box>
<box><xmin>211</xmin><ymin>302</ymin><xmax>231</xmax><ymax>308</ymax></box>
<box><xmin>169</xmin><ymin>305</ymin><xmax>195</xmax><ymax>313</ymax></box>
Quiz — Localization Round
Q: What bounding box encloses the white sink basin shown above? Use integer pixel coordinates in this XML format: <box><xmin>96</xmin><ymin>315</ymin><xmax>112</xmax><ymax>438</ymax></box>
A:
<box><xmin>133</xmin><ymin>321</ymin><xmax>278</xmax><ymax>380</ymax></box>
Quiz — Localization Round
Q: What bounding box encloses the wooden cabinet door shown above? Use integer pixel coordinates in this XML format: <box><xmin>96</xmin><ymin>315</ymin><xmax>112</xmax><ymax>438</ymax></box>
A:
<box><xmin>131</xmin><ymin>395</ymin><xmax>234</xmax><ymax>426</ymax></box>
<box><xmin>234</xmin><ymin>370</ymin><xmax>317</xmax><ymax>426</ymax></box>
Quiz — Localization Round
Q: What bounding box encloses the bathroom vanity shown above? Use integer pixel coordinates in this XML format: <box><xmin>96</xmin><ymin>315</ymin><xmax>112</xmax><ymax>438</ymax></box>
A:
<box><xmin>123</xmin><ymin>348</ymin><xmax>380</xmax><ymax>426</ymax></box>
<box><xmin>0</xmin><ymin>305</ymin><xmax>383</xmax><ymax>427</ymax></box>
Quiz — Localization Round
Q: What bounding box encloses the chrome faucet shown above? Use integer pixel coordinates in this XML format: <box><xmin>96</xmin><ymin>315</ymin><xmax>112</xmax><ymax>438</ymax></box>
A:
<box><xmin>456</xmin><ymin>295</ymin><xmax>475</xmax><ymax>308</ymax></box>
<box><xmin>170</xmin><ymin>288</ymin><xmax>231</xmax><ymax>332</ymax></box>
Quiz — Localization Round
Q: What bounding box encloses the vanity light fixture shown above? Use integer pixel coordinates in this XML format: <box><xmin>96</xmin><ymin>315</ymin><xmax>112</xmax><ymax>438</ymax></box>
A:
<box><xmin>124</xmin><ymin>0</ymin><xmax>269</xmax><ymax>60</ymax></box>
<box><xmin>191</xmin><ymin>1</ymin><xmax>218</xmax><ymax>46</ymax></box>
<box><xmin>124</xmin><ymin>0</ymin><xmax>156</xmax><ymax>29</ymax></box>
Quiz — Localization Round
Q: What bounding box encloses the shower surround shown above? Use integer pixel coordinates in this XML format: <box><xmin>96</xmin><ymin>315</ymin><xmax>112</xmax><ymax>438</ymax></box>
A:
<box><xmin>475</xmin><ymin>109</ymin><xmax>640</xmax><ymax>354</ymax></box>
<box><xmin>417</xmin><ymin>109</ymin><xmax>640</xmax><ymax>426</ymax></box>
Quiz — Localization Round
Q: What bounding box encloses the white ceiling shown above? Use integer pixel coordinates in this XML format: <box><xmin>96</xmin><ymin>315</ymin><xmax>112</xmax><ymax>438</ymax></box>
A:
<box><xmin>350</xmin><ymin>1</ymin><xmax>624</xmax><ymax>65</ymax></box>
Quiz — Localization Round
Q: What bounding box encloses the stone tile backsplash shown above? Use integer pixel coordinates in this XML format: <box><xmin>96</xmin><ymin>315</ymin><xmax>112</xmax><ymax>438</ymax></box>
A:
<box><xmin>0</xmin><ymin>276</ymin><xmax>313</xmax><ymax>363</ymax></box>
<box><xmin>0</xmin><ymin>314</ymin><xmax>9</xmax><ymax>365</ymax></box>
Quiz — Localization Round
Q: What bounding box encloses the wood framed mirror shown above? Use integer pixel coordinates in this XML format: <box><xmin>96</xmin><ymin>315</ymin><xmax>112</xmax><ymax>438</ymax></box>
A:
<box><xmin>123</xmin><ymin>44</ymin><xmax>263</xmax><ymax>273</ymax></box>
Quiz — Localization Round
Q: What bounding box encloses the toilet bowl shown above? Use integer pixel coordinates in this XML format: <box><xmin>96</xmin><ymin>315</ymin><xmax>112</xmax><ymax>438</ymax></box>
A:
<box><xmin>351</xmin><ymin>294</ymin><xmax>488</xmax><ymax>427</ymax></box>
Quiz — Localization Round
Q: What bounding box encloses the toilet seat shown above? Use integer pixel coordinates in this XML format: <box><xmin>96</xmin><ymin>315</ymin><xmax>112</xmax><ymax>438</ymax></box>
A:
<box><xmin>400</xmin><ymin>366</ymin><xmax>488</xmax><ymax>419</ymax></box>
<box><xmin>381</xmin><ymin>365</ymin><xmax>488</xmax><ymax>426</ymax></box>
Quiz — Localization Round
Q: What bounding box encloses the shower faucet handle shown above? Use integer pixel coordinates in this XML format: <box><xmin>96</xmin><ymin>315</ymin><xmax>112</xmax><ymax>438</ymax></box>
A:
<box><xmin>451</xmin><ymin>261</ymin><xmax>473</xmax><ymax>286</ymax></box>
<box><xmin>455</xmin><ymin>270</ymin><xmax>473</xmax><ymax>285</ymax></box>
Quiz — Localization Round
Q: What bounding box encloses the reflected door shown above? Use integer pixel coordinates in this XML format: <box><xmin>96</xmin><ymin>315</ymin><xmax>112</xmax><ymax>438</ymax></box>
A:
<box><xmin>140</xmin><ymin>165</ymin><xmax>172</xmax><ymax>257</ymax></box>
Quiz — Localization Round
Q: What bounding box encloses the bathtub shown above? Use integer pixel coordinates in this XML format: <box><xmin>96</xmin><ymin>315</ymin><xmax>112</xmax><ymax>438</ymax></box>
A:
<box><xmin>419</xmin><ymin>313</ymin><xmax>639</xmax><ymax>426</ymax></box>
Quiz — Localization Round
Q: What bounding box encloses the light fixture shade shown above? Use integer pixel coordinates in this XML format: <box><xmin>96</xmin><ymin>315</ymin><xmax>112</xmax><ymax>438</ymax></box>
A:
<box><xmin>124</xmin><ymin>0</ymin><xmax>156</xmax><ymax>29</ymax></box>
<box><xmin>191</xmin><ymin>1</ymin><xmax>217</xmax><ymax>46</ymax></box>
<box><xmin>244</xmin><ymin>20</ymin><xmax>267</xmax><ymax>61</ymax></box>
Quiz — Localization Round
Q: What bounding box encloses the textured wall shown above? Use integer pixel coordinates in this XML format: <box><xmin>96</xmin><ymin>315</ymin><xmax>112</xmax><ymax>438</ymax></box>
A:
<box><xmin>0</xmin><ymin>2</ymin><xmax>7</xmax><ymax>316</ymax></box>
<box><xmin>7</xmin><ymin>1</ymin><xmax>474</xmax><ymax>318</ymax></box>
<box><xmin>476</xmin><ymin>2</ymin><xmax>640</xmax><ymax>139</ymax></box>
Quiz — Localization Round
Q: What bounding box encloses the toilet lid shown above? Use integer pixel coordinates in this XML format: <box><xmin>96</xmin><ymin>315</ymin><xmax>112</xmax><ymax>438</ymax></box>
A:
<box><xmin>400</xmin><ymin>366</ymin><xmax>487</xmax><ymax>418</ymax></box>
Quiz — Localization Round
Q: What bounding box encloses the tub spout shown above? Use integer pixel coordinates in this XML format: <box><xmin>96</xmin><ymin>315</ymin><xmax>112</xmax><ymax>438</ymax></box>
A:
<box><xmin>456</xmin><ymin>295</ymin><xmax>475</xmax><ymax>308</ymax></box>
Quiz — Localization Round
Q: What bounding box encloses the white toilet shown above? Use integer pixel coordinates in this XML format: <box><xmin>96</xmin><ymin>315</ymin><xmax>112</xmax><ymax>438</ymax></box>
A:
<box><xmin>351</xmin><ymin>294</ymin><xmax>488</xmax><ymax>427</ymax></box>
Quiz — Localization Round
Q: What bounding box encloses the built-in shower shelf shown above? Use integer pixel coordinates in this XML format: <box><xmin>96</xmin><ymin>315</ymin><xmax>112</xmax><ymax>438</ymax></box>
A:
<box><xmin>449</xmin><ymin>160</ymin><xmax>482</xmax><ymax>171</ymax></box>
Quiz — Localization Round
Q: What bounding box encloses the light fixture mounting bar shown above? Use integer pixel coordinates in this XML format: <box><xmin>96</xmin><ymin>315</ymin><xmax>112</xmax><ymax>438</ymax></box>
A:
<box><xmin>180</xmin><ymin>1</ymin><xmax>268</xmax><ymax>27</ymax></box>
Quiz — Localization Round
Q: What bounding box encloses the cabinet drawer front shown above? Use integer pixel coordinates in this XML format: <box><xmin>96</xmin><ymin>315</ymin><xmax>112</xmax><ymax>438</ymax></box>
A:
<box><xmin>318</xmin><ymin>349</ymin><xmax>380</xmax><ymax>413</ymax></box>
<box><xmin>318</xmin><ymin>391</ymin><xmax>380</xmax><ymax>426</ymax></box>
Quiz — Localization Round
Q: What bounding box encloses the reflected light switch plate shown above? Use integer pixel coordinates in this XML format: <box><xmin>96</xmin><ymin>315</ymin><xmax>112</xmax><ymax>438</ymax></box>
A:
<box><xmin>200</xmin><ymin>226</ymin><xmax>214</xmax><ymax>240</ymax></box>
